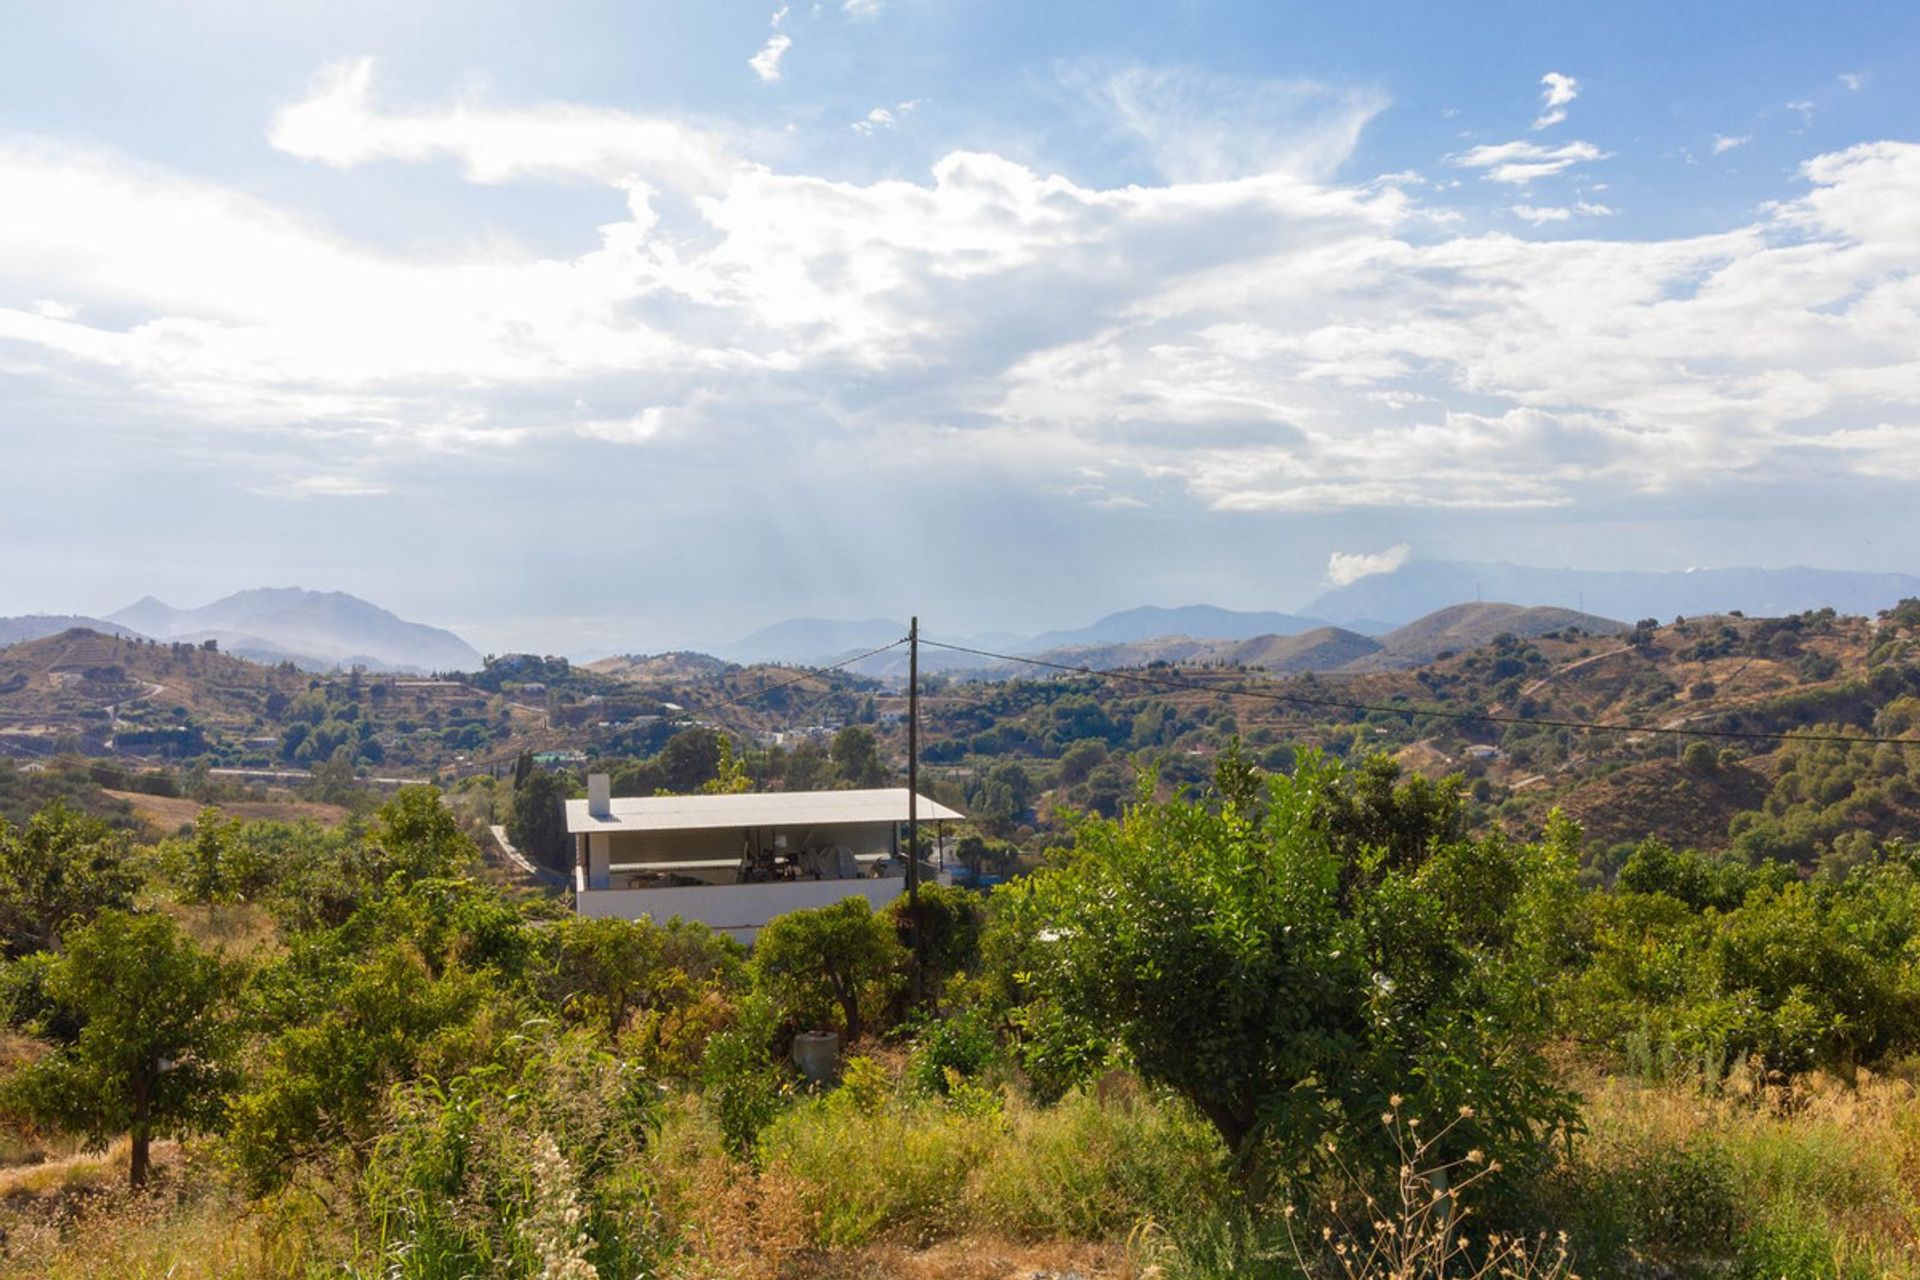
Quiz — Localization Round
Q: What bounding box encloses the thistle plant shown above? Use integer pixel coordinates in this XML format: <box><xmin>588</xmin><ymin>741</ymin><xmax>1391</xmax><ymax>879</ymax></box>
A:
<box><xmin>1284</xmin><ymin>1097</ymin><xmax>1579</xmax><ymax>1280</ymax></box>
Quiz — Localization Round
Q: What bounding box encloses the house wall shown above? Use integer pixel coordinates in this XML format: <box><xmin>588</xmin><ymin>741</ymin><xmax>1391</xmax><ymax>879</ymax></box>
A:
<box><xmin>574</xmin><ymin>877</ymin><xmax>906</xmax><ymax>944</ymax></box>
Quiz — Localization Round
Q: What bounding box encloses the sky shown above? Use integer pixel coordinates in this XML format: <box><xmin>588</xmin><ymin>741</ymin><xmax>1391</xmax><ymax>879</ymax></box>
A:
<box><xmin>1</xmin><ymin>1</ymin><xmax>1917</xmax><ymax>656</ymax></box>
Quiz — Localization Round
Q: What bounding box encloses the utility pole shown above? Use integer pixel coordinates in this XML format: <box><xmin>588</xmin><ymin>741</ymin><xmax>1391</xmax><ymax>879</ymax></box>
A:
<box><xmin>907</xmin><ymin>616</ymin><xmax>923</xmax><ymax>1004</ymax></box>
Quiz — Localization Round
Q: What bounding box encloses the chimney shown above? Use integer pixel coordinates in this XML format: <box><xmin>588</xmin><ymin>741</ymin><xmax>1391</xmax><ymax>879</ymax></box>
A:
<box><xmin>587</xmin><ymin>773</ymin><xmax>611</xmax><ymax>818</ymax></box>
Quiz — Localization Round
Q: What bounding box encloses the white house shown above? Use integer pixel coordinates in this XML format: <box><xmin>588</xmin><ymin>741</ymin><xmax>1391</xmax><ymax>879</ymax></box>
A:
<box><xmin>566</xmin><ymin>774</ymin><xmax>965</xmax><ymax>942</ymax></box>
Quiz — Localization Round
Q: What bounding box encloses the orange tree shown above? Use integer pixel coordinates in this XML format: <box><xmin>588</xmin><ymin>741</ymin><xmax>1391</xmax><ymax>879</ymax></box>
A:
<box><xmin>990</xmin><ymin>747</ymin><xmax>1580</xmax><ymax>1188</ymax></box>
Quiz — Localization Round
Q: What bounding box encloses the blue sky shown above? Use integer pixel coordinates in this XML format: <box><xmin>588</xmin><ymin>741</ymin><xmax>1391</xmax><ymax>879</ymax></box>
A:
<box><xmin>2</xmin><ymin>1</ymin><xmax>1916</xmax><ymax>654</ymax></box>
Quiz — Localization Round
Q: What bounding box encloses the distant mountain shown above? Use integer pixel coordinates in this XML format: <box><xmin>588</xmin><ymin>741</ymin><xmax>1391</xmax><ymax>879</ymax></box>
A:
<box><xmin>105</xmin><ymin>588</ymin><xmax>481</xmax><ymax>674</ymax></box>
<box><xmin>1305</xmin><ymin>561</ymin><xmax>1920</xmax><ymax>628</ymax></box>
<box><xmin>0</xmin><ymin>615</ymin><xmax>146</xmax><ymax>648</ymax></box>
<box><xmin>1025</xmin><ymin>604</ymin><xmax>1327</xmax><ymax>652</ymax></box>
<box><xmin>1002</xmin><ymin>606</ymin><xmax>1619</xmax><ymax>678</ymax></box>
<box><xmin>710</xmin><ymin>617</ymin><xmax>908</xmax><ymax>666</ymax></box>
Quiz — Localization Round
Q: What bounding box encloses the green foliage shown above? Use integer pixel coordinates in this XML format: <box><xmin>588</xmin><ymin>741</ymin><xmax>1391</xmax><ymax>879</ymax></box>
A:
<box><xmin>1569</xmin><ymin>853</ymin><xmax>1920</xmax><ymax>1078</ymax></box>
<box><xmin>993</xmin><ymin>748</ymin><xmax>1578</xmax><ymax>1191</ymax></box>
<box><xmin>360</xmin><ymin>1030</ymin><xmax>660</xmax><ymax>1279</ymax></box>
<box><xmin>548</xmin><ymin>913</ymin><xmax>742</xmax><ymax>1039</ymax></box>
<box><xmin>891</xmin><ymin>881</ymin><xmax>984</xmax><ymax>990</ymax></box>
<box><xmin>508</xmin><ymin>768</ymin><xmax>573</xmax><ymax>871</ymax></box>
<box><xmin>697</xmin><ymin>992</ymin><xmax>792</xmax><ymax>1153</ymax></box>
<box><xmin>752</xmin><ymin>896</ymin><xmax>906</xmax><ymax>1041</ymax></box>
<box><xmin>2</xmin><ymin>909</ymin><xmax>236</xmax><ymax>1188</ymax></box>
<box><xmin>226</xmin><ymin>935</ymin><xmax>504</xmax><ymax>1192</ymax></box>
<box><xmin>830</xmin><ymin>725</ymin><xmax>887</xmax><ymax>788</ymax></box>
<box><xmin>0</xmin><ymin>801</ymin><xmax>140</xmax><ymax>958</ymax></box>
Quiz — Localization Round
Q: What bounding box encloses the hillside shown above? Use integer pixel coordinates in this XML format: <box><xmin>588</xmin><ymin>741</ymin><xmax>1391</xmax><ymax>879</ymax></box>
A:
<box><xmin>0</xmin><ymin>615</ymin><xmax>146</xmax><ymax>647</ymax></box>
<box><xmin>1357</xmin><ymin>603</ymin><xmax>1627</xmax><ymax>669</ymax></box>
<box><xmin>1219</xmin><ymin>626</ymin><xmax>1384</xmax><ymax>672</ymax></box>
<box><xmin>106</xmin><ymin>588</ymin><xmax>481</xmax><ymax>674</ymax></box>
<box><xmin>586</xmin><ymin>652</ymin><xmax>737</xmax><ymax>682</ymax></box>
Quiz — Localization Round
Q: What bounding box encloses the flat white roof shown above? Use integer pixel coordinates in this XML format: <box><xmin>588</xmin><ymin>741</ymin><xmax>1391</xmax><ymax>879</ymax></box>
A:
<box><xmin>565</xmin><ymin>787</ymin><xmax>964</xmax><ymax>834</ymax></box>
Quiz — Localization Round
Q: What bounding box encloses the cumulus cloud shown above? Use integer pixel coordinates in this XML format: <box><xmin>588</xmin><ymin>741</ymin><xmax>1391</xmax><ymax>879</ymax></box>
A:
<box><xmin>1713</xmin><ymin>134</ymin><xmax>1750</xmax><ymax>154</ymax></box>
<box><xmin>1533</xmin><ymin>71</ymin><xmax>1579</xmax><ymax>129</ymax></box>
<box><xmin>1452</xmin><ymin>138</ymin><xmax>1604</xmax><ymax>185</ymax></box>
<box><xmin>1328</xmin><ymin>544</ymin><xmax>1412</xmax><ymax>585</ymax></box>
<box><xmin>1840</xmin><ymin>71</ymin><xmax>1865</xmax><ymax>91</ymax></box>
<box><xmin>6</xmin><ymin>63</ymin><xmax>1920</xmax><ymax>527</ymax></box>
<box><xmin>749</xmin><ymin>34</ymin><xmax>792</xmax><ymax>83</ymax></box>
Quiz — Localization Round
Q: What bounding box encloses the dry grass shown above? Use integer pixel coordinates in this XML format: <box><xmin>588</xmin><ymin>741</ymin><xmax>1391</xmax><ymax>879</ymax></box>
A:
<box><xmin>782</xmin><ymin>1237</ymin><xmax>1131</xmax><ymax>1279</ymax></box>
<box><xmin>1574</xmin><ymin>1063</ymin><xmax>1920</xmax><ymax>1271</ymax></box>
<box><xmin>157</xmin><ymin>900</ymin><xmax>283</xmax><ymax>959</ymax></box>
<box><xmin>102</xmin><ymin>789</ymin><xmax>349</xmax><ymax>834</ymax></box>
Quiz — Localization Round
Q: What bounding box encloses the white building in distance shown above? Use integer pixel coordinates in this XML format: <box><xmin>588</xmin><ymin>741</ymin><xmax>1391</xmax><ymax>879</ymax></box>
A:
<box><xmin>566</xmin><ymin>774</ymin><xmax>965</xmax><ymax>942</ymax></box>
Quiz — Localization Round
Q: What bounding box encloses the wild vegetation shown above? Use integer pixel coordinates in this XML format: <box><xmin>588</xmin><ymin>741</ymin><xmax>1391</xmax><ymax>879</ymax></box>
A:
<box><xmin>0</xmin><ymin>724</ymin><xmax>1917</xmax><ymax>1277</ymax></box>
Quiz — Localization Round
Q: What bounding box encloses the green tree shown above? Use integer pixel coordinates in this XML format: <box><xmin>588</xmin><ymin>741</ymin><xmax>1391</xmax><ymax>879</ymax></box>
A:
<box><xmin>752</xmin><ymin>897</ymin><xmax>906</xmax><ymax>1041</ymax></box>
<box><xmin>994</xmin><ymin>750</ymin><xmax>1577</xmax><ymax>1187</ymax></box>
<box><xmin>3</xmin><ymin>910</ymin><xmax>235</xmax><ymax>1188</ymax></box>
<box><xmin>658</xmin><ymin>727</ymin><xmax>724</xmax><ymax>792</ymax></box>
<box><xmin>357</xmin><ymin>785</ymin><xmax>475</xmax><ymax>887</ymax></box>
<box><xmin>889</xmin><ymin>882</ymin><xmax>983</xmax><ymax>991</ymax></box>
<box><xmin>181</xmin><ymin>806</ymin><xmax>237</xmax><ymax>903</ymax></box>
<box><xmin>0</xmin><ymin>802</ymin><xmax>140</xmax><ymax>959</ymax></box>
<box><xmin>831</xmin><ymin>725</ymin><xmax>887</xmax><ymax>788</ymax></box>
<box><xmin>549</xmin><ymin>914</ymin><xmax>742</xmax><ymax>1038</ymax></box>
<box><xmin>509</xmin><ymin>769</ymin><xmax>573</xmax><ymax>872</ymax></box>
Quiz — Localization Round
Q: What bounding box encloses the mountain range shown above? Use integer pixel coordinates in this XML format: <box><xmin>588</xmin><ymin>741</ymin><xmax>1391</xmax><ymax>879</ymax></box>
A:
<box><xmin>0</xmin><ymin>589</ymin><xmax>481</xmax><ymax>674</ymax></box>
<box><xmin>1304</xmin><ymin>560</ymin><xmax>1920</xmax><ymax>629</ymax></box>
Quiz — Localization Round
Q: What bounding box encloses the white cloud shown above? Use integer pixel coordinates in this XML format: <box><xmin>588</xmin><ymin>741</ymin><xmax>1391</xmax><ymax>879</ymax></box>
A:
<box><xmin>271</xmin><ymin>58</ymin><xmax>739</xmax><ymax>191</ymax></box>
<box><xmin>7</xmin><ymin>63</ymin><xmax>1920</xmax><ymax>527</ymax></box>
<box><xmin>1084</xmin><ymin>64</ymin><xmax>1389</xmax><ymax>183</ymax></box>
<box><xmin>1840</xmin><ymin>72</ymin><xmax>1865</xmax><ymax>91</ymax></box>
<box><xmin>852</xmin><ymin>100</ymin><xmax>919</xmax><ymax>135</ymax></box>
<box><xmin>770</xmin><ymin>5</ymin><xmax>789</xmax><ymax>27</ymax></box>
<box><xmin>1453</xmin><ymin>138</ymin><xmax>1605</xmax><ymax>185</ymax></box>
<box><xmin>843</xmin><ymin>0</ymin><xmax>884</xmax><ymax>14</ymax></box>
<box><xmin>1511</xmin><ymin>204</ymin><xmax>1572</xmax><ymax>225</ymax></box>
<box><xmin>1328</xmin><ymin>544</ymin><xmax>1412</xmax><ymax>585</ymax></box>
<box><xmin>1712</xmin><ymin>134</ymin><xmax>1750</xmax><ymax>154</ymax></box>
<box><xmin>1533</xmin><ymin>71</ymin><xmax>1579</xmax><ymax>129</ymax></box>
<box><xmin>748</xmin><ymin>34</ymin><xmax>792</xmax><ymax>83</ymax></box>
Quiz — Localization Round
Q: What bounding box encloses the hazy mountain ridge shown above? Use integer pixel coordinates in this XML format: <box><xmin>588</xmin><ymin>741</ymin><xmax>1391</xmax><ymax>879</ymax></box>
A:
<box><xmin>1307</xmin><ymin>561</ymin><xmax>1920</xmax><ymax>628</ymax></box>
<box><xmin>1024</xmin><ymin>605</ymin><xmax>1331</xmax><ymax>653</ymax></box>
<box><xmin>1003</xmin><ymin>604</ymin><xmax>1622</xmax><ymax>676</ymax></box>
<box><xmin>0</xmin><ymin>615</ymin><xmax>147</xmax><ymax>647</ymax></box>
<box><xmin>103</xmin><ymin>588</ymin><xmax>481</xmax><ymax>674</ymax></box>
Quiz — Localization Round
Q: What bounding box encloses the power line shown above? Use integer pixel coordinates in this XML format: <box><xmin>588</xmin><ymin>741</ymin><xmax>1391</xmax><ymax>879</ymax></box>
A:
<box><xmin>675</xmin><ymin>637</ymin><xmax>907</xmax><ymax>721</ymax></box>
<box><xmin>917</xmin><ymin>636</ymin><xmax>1919</xmax><ymax>748</ymax></box>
